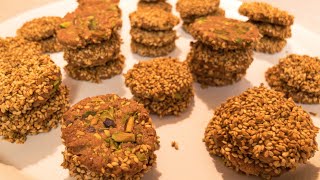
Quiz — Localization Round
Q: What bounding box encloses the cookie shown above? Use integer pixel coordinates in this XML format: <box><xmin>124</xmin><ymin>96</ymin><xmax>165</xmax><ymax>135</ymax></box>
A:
<box><xmin>131</xmin><ymin>40</ymin><xmax>175</xmax><ymax>57</ymax></box>
<box><xmin>176</xmin><ymin>0</ymin><xmax>220</xmax><ymax>19</ymax></box>
<box><xmin>130</xmin><ymin>28</ymin><xmax>177</xmax><ymax>47</ymax></box>
<box><xmin>249</xmin><ymin>20</ymin><xmax>291</xmax><ymax>39</ymax></box>
<box><xmin>253</xmin><ymin>36</ymin><xmax>286</xmax><ymax>54</ymax></box>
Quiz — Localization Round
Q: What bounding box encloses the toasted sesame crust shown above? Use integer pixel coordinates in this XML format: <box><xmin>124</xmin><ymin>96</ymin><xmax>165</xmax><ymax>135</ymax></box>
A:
<box><xmin>253</xmin><ymin>36</ymin><xmax>287</xmax><ymax>54</ymax></box>
<box><xmin>190</xmin><ymin>16</ymin><xmax>261</xmax><ymax>50</ymax></box>
<box><xmin>64</xmin><ymin>55</ymin><xmax>125</xmax><ymax>83</ymax></box>
<box><xmin>57</xmin><ymin>3</ymin><xmax>121</xmax><ymax>49</ymax></box>
<box><xmin>131</xmin><ymin>40</ymin><xmax>175</xmax><ymax>57</ymax></box>
<box><xmin>64</xmin><ymin>33</ymin><xmax>121</xmax><ymax>67</ymax></box>
<box><xmin>239</xmin><ymin>2</ymin><xmax>294</xmax><ymax>26</ymax></box>
<box><xmin>204</xmin><ymin>85</ymin><xmax>319</xmax><ymax>178</ymax></box>
<box><xmin>138</xmin><ymin>0</ymin><xmax>172</xmax><ymax>12</ymax></box>
<box><xmin>0</xmin><ymin>85</ymin><xmax>69</xmax><ymax>143</ymax></box>
<box><xmin>125</xmin><ymin>57</ymin><xmax>193</xmax><ymax>98</ymax></box>
<box><xmin>130</xmin><ymin>28</ymin><xmax>177</xmax><ymax>47</ymax></box>
<box><xmin>130</xmin><ymin>9</ymin><xmax>179</xmax><ymax>31</ymax></box>
<box><xmin>17</xmin><ymin>16</ymin><xmax>62</xmax><ymax>41</ymax></box>
<box><xmin>176</xmin><ymin>0</ymin><xmax>220</xmax><ymax>19</ymax></box>
<box><xmin>61</xmin><ymin>94</ymin><xmax>159</xmax><ymax>179</ymax></box>
<box><xmin>266</xmin><ymin>54</ymin><xmax>320</xmax><ymax>104</ymax></box>
<box><xmin>0</xmin><ymin>37</ymin><xmax>61</xmax><ymax>115</ymax></box>
<box><xmin>39</xmin><ymin>36</ymin><xmax>63</xmax><ymax>53</ymax></box>
<box><xmin>249</xmin><ymin>20</ymin><xmax>292</xmax><ymax>39</ymax></box>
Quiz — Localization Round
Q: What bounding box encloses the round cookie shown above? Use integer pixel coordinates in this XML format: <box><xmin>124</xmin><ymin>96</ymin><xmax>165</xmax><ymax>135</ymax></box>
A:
<box><xmin>130</xmin><ymin>28</ymin><xmax>177</xmax><ymax>47</ymax></box>
<box><xmin>176</xmin><ymin>0</ymin><xmax>220</xmax><ymax>19</ymax></box>
<box><xmin>204</xmin><ymin>85</ymin><xmax>319</xmax><ymax>179</ymax></box>
<box><xmin>137</xmin><ymin>0</ymin><xmax>172</xmax><ymax>12</ymax></box>
<box><xmin>248</xmin><ymin>20</ymin><xmax>291</xmax><ymax>39</ymax></box>
<box><xmin>190</xmin><ymin>16</ymin><xmax>261</xmax><ymax>50</ymax></box>
<box><xmin>64</xmin><ymin>33</ymin><xmax>121</xmax><ymax>67</ymax></box>
<box><xmin>64</xmin><ymin>55</ymin><xmax>125</xmax><ymax>83</ymax></box>
<box><xmin>124</xmin><ymin>57</ymin><xmax>194</xmax><ymax>116</ymax></box>
<box><xmin>17</xmin><ymin>16</ymin><xmax>62</xmax><ymax>41</ymax></box>
<box><xmin>239</xmin><ymin>2</ymin><xmax>294</xmax><ymax>26</ymax></box>
<box><xmin>0</xmin><ymin>38</ymin><xmax>61</xmax><ymax>115</ymax></box>
<box><xmin>253</xmin><ymin>36</ymin><xmax>287</xmax><ymax>54</ymax></box>
<box><xmin>0</xmin><ymin>85</ymin><xmax>69</xmax><ymax>143</ymax></box>
<box><xmin>266</xmin><ymin>54</ymin><xmax>320</xmax><ymax>104</ymax></box>
<box><xmin>131</xmin><ymin>40</ymin><xmax>175</xmax><ymax>57</ymax></box>
<box><xmin>61</xmin><ymin>94</ymin><xmax>159</xmax><ymax>180</ymax></box>
<box><xmin>129</xmin><ymin>8</ymin><xmax>179</xmax><ymax>31</ymax></box>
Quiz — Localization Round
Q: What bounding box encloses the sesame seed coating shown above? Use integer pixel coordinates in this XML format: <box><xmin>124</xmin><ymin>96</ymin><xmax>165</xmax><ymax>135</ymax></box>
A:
<box><xmin>130</xmin><ymin>9</ymin><xmax>179</xmax><ymax>31</ymax></box>
<box><xmin>249</xmin><ymin>20</ymin><xmax>292</xmax><ymax>39</ymax></box>
<box><xmin>0</xmin><ymin>85</ymin><xmax>69</xmax><ymax>143</ymax></box>
<box><xmin>176</xmin><ymin>0</ymin><xmax>220</xmax><ymax>19</ymax></box>
<box><xmin>125</xmin><ymin>57</ymin><xmax>193</xmax><ymax>99</ymax></box>
<box><xmin>64</xmin><ymin>55</ymin><xmax>125</xmax><ymax>83</ymax></box>
<box><xmin>130</xmin><ymin>28</ymin><xmax>177</xmax><ymax>47</ymax></box>
<box><xmin>57</xmin><ymin>3</ymin><xmax>122</xmax><ymax>49</ymax></box>
<box><xmin>190</xmin><ymin>16</ymin><xmax>261</xmax><ymax>50</ymax></box>
<box><xmin>61</xmin><ymin>94</ymin><xmax>159</xmax><ymax>179</ymax></box>
<box><xmin>253</xmin><ymin>36</ymin><xmax>287</xmax><ymax>54</ymax></box>
<box><xmin>239</xmin><ymin>2</ymin><xmax>294</xmax><ymax>26</ymax></box>
<box><xmin>138</xmin><ymin>0</ymin><xmax>172</xmax><ymax>12</ymax></box>
<box><xmin>0</xmin><ymin>37</ymin><xmax>62</xmax><ymax>115</ymax></box>
<box><xmin>186</xmin><ymin>41</ymin><xmax>253</xmax><ymax>86</ymax></box>
<box><xmin>266</xmin><ymin>54</ymin><xmax>320</xmax><ymax>104</ymax></box>
<box><xmin>39</xmin><ymin>36</ymin><xmax>63</xmax><ymax>53</ymax></box>
<box><xmin>131</xmin><ymin>40</ymin><xmax>176</xmax><ymax>57</ymax></box>
<box><xmin>64</xmin><ymin>33</ymin><xmax>121</xmax><ymax>67</ymax></box>
<box><xmin>204</xmin><ymin>85</ymin><xmax>319</xmax><ymax>178</ymax></box>
<box><xmin>17</xmin><ymin>16</ymin><xmax>62</xmax><ymax>41</ymax></box>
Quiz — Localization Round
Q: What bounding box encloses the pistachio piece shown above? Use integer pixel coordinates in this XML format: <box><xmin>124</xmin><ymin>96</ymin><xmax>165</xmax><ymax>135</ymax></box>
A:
<box><xmin>125</xmin><ymin>116</ymin><xmax>135</xmax><ymax>132</ymax></box>
<box><xmin>82</xmin><ymin>111</ymin><xmax>97</xmax><ymax>119</ymax></box>
<box><xmin>104</xmin><ymin>130</ymin><xmax>111</xmax><ymax>137</ymax></box>
<box><xmin>60</xmin><ymin>22</ymin><xmax>71</xmax><ymax>28</ymax></box>
<box><xmin>136</xmin><ymin>152</ymin><xmax>147</xmax><ymax>161</ymax></box>
<box><xmin>112</xmin><ymin>132</ymin><xmax>135</xmax><ymax>142</ymax></box>
<box><xmin>100</xmin><ymin>107</ymin><xmax>115</xmax><ymax>120</ymax></box>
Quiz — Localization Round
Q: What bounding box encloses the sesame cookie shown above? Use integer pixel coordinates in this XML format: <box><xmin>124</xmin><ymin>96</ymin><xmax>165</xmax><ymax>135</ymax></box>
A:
<box><xmin>239</xmin><ymin>2</ymin><xmax>294</xmax><ymax>26</ymax></box>
<box><xmin>249</xmin><ymin>20</ymin><xmax>291</xmax><ymax>39</ymax></box>
<box><xmin>0</xmin><ymin>85</ymin><xmax>69</xmax><ymax>143</ymax></box>
<box><xmin>124</xmin><ymin>57</ymin><xmax>194</xmax><ymax>116</ymax></box>
<box><xmin>64</xmin><ymin>33</ymin><xmax>121</xmax><ymax>67</ymax></box>
<box><xmin>61</xmin><ymin>94</ymin><xmax>159</xmax><ymax>180</ymax></box>
<box><xmin>176</xmin><ymin>0</ymin><xmax>220</xmax><ymax>19</ymax></box>
<box><xmin>64</xmin><ymin>55</ymin><xmax>125</xmax><ymax>83</ymax></box>
<box><xmin>253</xmin><ymin>36</ymin><xmax>287</xmax><ymax>54</ymax></box>
<box><xmin>17</xmin><ymin>16</ymin><xmax>62</xmax><ymax>41</ymax></box>
<box><xmin>138</xmin><ymin>0</ymin><xmax>172</xmax><ymax>12</ymax></box>
<box><xmin>129</xmin><ymin>8</ymin><xmax>179</xmax><ymax>31</ymax></box>
<box><xmin>190</xmin><ymin>16</ymin><xmax>261</xmax><ymax>50</ymax></box>
<box><xmin>0</xmin><ymin>38</ymin><xmax>61</xmax><ymax>115</ymax></box>
<box><xmin>204</xmin><ymin>85</ymin><xmax>319</xmax><ymax>179</ymax></box>
<box><xmin>266</xmin><ymin>54</ymin><xmax>320</xmax><ymax>104</ymax></box>
<box><xmin>40</xmin><ymin>36</ymin><xmax>64</xmax><ymax>53</ymax></box>
<box><xmin>131</xmin><ymin>40</ymin><xmax>175</xmax><ymax>57</ymax></box>
<box><xmin>57</xmin><ymin>5</ymin><xmax>121</xmax><ymax>49</ymax></box>
<box><xmin>130</xmin><ymin>28</ymin><xmax>177</xmax><ymax>47</ymax></box>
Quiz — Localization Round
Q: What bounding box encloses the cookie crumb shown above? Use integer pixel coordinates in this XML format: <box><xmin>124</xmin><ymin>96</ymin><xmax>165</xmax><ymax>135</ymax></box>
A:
<box><xmin>171</xmin><ymin>141</ymin><xmax>179</xmax><ymax>150</ymax></box>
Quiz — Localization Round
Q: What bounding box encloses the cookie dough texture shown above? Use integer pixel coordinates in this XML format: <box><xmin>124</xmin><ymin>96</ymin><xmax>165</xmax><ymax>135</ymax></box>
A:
<box><xmin>125</xmin><ymin>57</ymin><xmax>194</xmax><ymax>116</ymax></box>
<box><xmin>61</xmin><ymin>94</ymin><xmax>159</xmax><ymax>180</ymax></box>
<box><xmin>239</xmin><ymin>2</ymin><xmax>294</xmax><ymax>26</ymax></box>
<box><xmin>266</xmin><ymin>54</ymin><xmax>320</xmax><ymax>104</ymax></box>
<box><xmin>204</xmin><ymin>85</ymin><xmax>319</xmax><ymax>179</ymax></box>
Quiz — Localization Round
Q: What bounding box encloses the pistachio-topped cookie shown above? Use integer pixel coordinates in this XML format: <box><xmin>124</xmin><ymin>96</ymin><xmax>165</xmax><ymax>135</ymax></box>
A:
<box><xmin>190</xmin><ymin>16</ymin><xmax>260</xmax><ymax>50</ymax></box>
<box><xmin>239</xmin><ymin>2</ymin><xmax>294</xmax><ymax>26</ymax></box>
<box><xmin>61</xmin><ymin>94</ymin><xmax>159</xmax><ymax>180</ymax></box>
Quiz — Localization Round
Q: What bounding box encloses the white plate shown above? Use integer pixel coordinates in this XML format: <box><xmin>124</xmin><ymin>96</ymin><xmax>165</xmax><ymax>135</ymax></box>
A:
<box><xmin>0</xmin><ymin>0</ymin><xmax>319</xmax><ymax>180</ymax></box>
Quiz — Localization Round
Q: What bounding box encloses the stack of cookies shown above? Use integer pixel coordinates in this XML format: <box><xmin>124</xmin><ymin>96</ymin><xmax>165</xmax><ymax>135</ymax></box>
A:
<box><xmin>187</xmin><ymin>16</ymin><xmax>260</xmax><ymax>86</ymax></box>
<box><xmin>266</xmin><ymin>54</ymin><xmax>320</xmax><ymax>104</ymax></box>
<box><xmin>176</xmin><ymin>0</ymin><xmax>225</xmax><ymax>33</ymax></box>
<box><xmin>124</xmin><ymin>57</ymin><xmax>194</xmax><ymax>116</ymax></box>
<box><xmin>204</xmin><ymin>85</ymin><xmax>319</xmax><ymax>179</ymax></box>
<box><xmin>129</xmin><ymin>2</ymin><xmax>179</xmax><ymax>57</ymax></box>
<box><xmin>239</xmin><ymin>2</ymin><xmax>294</xmax><ymax>54</ymax></box>
<box><xmin>17</xmin><ymin>16</ymin><xmax>63</xmax><ymax>53</ymax></box>
<box><xmin>57</xmin><ymin>0</ymin><xmax>124</xmax><ymax>83</ymax></box>
<box><xmin>0</xmin><ymin>37</ymin><xmax>69</xmax><ymax>143</ymax></box>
